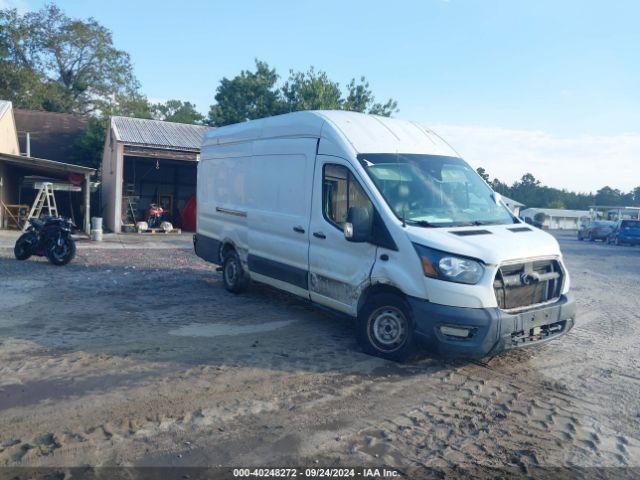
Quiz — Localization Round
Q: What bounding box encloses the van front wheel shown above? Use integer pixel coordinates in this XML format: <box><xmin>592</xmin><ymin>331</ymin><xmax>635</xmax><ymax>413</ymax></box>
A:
<box><xmin>222</xmin><ymin>249</ymin><xmax>250</xmax><ymax>294</ymax></box>
<box><xmin>357</xmin><ymin>293</ymin><xmax>416</xmax><ymax>362</ymax></box>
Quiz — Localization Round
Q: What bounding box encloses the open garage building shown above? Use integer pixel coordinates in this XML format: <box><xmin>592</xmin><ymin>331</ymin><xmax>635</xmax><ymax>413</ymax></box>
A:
<box><xmin>0</xmin><ymin>101</ymin><xmax>96</xmax><ymax>234</ymax></box>
<box><xmin>101</xmin><ymin>116</ymin><xmax>210</xmax><ymax>232</ymax></box>
<box><xmin>0</xmin><ymin>152</ymin><xmax>95</xmax><ymax>233</ymax></box>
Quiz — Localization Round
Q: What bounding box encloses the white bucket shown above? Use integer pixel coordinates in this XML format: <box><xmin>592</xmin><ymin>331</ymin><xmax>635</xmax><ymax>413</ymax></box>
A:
<box><xmin>91</xmin><ymin>217</ymin><xmax>103</xmax><ymax>230</ymax></box>
<box><xmin>90</xmin><ymin>229</ymin><xmax>103</xmax><ymax>242</ymax></box>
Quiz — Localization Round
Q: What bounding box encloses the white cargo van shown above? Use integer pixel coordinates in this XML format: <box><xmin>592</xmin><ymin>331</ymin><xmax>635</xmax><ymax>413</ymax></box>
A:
<box><xmin>195</xmin><ymin>111</ymin><xmax>575</xmax><ymax>361</ymax></box>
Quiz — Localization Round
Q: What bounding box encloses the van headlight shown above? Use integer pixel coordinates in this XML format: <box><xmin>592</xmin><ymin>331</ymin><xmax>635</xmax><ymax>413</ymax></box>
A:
<box><xmin>413</xmin><ymin>243</ymin><xmax>484</xmax><ymax>285</ymax></box>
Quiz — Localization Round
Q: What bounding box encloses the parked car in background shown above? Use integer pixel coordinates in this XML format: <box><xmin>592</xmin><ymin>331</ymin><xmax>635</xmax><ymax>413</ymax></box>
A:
<box><xmin>607</xmin><ymin>219</ymin><xmax>640</xmax><ymax>246</ymax></box>
<box><xmin>578</xmin><ymin>220</ymin><xmax>615</xmax><ymax>241</ymax></box>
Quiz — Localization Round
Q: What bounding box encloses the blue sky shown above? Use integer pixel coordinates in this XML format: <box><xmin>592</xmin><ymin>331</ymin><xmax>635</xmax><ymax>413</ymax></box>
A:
<box><xmin>5</xmin><ymin>0</ymin><xmax>640</xmax><ymax>192</ymax></box>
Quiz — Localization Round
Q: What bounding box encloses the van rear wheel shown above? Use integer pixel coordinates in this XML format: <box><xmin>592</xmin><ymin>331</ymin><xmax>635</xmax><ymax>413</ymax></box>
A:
<box><xmin>222</xmin><ymin>249</ymin><xmax>249</xmax><ymax>294</ymax></box>
<box><xmin>357</xmin><ymin>293</ymin><xmax>417</xmax><ymax>362</ymax></box>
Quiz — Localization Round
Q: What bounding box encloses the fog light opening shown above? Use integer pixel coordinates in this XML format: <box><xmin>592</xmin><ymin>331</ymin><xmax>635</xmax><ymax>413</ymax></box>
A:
<box><xmin>440</xmin><ymin>325</ymin><xmax>474</xmax><ymax>339</ymax></box>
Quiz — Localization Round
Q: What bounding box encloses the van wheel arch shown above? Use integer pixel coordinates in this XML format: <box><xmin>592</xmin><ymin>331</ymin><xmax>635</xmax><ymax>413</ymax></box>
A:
<box><xmin>357</xmin><ymin>283</ymin><xmax>408</xmax><ymax>316</ymax></box>
<box><xmin>220</xmin><ymin>241</ymin><xmax>236</xmax><ymax>263</ymax></box>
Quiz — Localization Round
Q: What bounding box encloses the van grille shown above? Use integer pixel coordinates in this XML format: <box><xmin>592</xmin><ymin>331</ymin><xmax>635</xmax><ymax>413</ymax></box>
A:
<box><xmin>494</xmin><ymin>259</ymin><xmax>563</xmax><ymax>311</ymax></box>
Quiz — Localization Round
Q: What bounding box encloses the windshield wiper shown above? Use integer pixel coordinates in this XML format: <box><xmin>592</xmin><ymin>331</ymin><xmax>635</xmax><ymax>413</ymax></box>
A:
<box><xmin>447</xmin><ymin>221</ymin><xmax>480</xmax><ymax>227</ymax></box>
<box><xmin>405</xmin><ymin>219</ymin><xmax>438</xmax><ymax>228</ymax></box>
<box><xmin>461</xmin><ymin>220</ymin><xmax>503</xmax><ymax>226</ymax></box>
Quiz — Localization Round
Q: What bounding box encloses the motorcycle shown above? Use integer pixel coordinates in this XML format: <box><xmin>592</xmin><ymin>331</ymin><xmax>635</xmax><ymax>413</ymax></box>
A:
<box><xmin>146</xmin><ymin>203</ymin><xmax>166</xmax><ymax>229</ymax></box>
<box><xmin>14</xmin><ymin>217</ymin><xmax>77</xmax><ymax>266</ymax></box>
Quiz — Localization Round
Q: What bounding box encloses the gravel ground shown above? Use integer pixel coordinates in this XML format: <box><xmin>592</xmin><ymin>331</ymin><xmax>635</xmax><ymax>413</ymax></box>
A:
<box><xmin>0</xmin><ymin>231</ymin><xmax>638</xmax><ymax>477</ymax></box>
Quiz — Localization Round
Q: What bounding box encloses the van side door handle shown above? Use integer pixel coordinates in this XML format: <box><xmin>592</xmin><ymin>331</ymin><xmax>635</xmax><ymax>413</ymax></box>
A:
<box><xmin>293</xmin><ymin>226</ymin><xmax>305</xmax><ymax>234</ymax></box>
<box><xmin>313</xmin><ymin>231</ymin><xmax>326</xmax><ymax>239</ymax></box>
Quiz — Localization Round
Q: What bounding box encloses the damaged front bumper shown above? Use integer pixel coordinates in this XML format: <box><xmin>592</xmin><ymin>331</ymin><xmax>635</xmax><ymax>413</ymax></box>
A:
<box><xmin>408</xmin><ymin>292</ymin><xmax>576</xmax><ymax>358</ymax></box>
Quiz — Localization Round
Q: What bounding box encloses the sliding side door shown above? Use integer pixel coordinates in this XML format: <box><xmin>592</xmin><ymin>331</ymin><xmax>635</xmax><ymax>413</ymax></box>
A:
<box><xmin>246</xmin><ymin>138</ymin><xmax>317</xmax><ymax>298</ymax></box>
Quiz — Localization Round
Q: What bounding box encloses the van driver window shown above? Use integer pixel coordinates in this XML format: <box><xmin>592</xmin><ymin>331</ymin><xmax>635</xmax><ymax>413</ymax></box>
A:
<box><xmin>323</xmin><ymin>164</ymin><xmax>373</xmax><ymax>227</ymax></box>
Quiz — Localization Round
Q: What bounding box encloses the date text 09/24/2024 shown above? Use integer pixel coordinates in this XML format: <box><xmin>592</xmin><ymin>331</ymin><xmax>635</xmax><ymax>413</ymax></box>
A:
<box><xmin>232</xmin><ymin>468</ymin><xmax>400</xmax><ymax>478</ymax></box>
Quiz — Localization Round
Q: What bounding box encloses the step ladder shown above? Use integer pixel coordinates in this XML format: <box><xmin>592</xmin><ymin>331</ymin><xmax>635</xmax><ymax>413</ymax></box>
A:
<box><xmin>122</xmin><ymin>195</ymin><xmax>139</xmax><ymax>224</ymax></box>
<box><xmin>23</xmin><ymin>182</ymin><xmax>58</xmax><ymax>231</ymax></box>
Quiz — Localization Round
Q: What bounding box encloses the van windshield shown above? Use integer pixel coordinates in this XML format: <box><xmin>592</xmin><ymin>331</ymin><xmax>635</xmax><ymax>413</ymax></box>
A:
<box><xmin>358</xmin><ymin>153</ymin><xmax>515</xmax><ymax>228</ymax></box>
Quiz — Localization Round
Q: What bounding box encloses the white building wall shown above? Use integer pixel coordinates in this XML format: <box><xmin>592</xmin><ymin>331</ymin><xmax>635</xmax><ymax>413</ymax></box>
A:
<box><xmin>521</xmin><ymin>208</ymin><xmax>587</xmax><ymax>230</ymax></box>
<box><xmin>0</xmin><ymin>103</ymin><xmax>20</xmax><ymax>228</ymax></box>
<box><xmin>0</xmin><ymin>105</ymin><xmax>19</xmax><ymax>155</ymax></box>
<box><xmin>546</xmin><ymin>217</ymin><xmax>580</xmax><ymax>230</ymax></box>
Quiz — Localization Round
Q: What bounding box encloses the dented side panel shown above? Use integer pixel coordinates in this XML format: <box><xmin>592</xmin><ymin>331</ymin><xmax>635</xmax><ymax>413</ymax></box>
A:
<box><xmin>309</xmin><ymin>272</ymin><xmax>370</xmax><ymax>310</ymax></box>
<box><xmin>308</xmin><ymin>155</ymin><xmax>378</xmax><ymax>316</ymax></box>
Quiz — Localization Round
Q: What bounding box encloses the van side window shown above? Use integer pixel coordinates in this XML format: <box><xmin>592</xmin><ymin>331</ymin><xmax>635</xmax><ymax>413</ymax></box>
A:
<box><xmin>323</xmin><ymin>164</ymin><xmax>373</xmax><ymax>227</ymax></box>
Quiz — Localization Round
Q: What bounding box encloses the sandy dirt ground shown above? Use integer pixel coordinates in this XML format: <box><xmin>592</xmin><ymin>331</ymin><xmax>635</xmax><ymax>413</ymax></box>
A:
<box><xmin>0</xmin><ymin>232</ymin><xmax>639</xmax><ymax>477</ymax></box>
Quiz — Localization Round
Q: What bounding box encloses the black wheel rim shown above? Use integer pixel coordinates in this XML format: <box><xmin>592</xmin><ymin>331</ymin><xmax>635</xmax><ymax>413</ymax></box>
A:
<box><xmin>50</xmin><ymin>240</ymin><xmax>70</xmax><ymax>262</ymax></box>
<box><xmin>224</xmin><ymin>258</ymin><xmax>238</xmax><ymax>285</ymax></box>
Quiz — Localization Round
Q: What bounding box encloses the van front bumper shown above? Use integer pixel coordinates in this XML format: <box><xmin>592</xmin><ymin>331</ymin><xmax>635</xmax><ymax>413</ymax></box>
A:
<box><xmin>408</xmin><ymin>293</ymin><xmax>576</xmax><ymax>358</ymax></box>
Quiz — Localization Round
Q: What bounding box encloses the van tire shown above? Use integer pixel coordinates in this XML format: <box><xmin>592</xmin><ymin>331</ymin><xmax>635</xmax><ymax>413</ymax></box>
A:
<box><xmin>357</xmin><ymin>293</ymin><xmax>417</xmax><ymax>362</ymax></box>
<box><xmin>221</xmin><ymin>249</ymin><xmax>249</xmax><ymax>294</ymax></box>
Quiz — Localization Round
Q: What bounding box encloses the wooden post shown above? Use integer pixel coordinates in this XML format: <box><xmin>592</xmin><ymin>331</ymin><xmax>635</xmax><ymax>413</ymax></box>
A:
<box><xmin>114</xmin><ymin>144</ymin><xmax>124</xmax><ymax>233</ymax></box>
<box><xmin>84</xmin><ymin>173</ymin><xmax>91</xmax><ymax>235</ymax></box>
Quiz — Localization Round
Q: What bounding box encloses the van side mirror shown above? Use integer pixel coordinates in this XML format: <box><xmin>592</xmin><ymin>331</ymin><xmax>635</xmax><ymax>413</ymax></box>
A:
<box><xmin>344</xmin><ymin>207</ymin><xmax>371</xmax><ymax>242</ymax></box>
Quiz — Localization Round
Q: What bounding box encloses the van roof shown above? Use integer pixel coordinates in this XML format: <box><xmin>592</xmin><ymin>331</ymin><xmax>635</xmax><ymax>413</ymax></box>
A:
<box><xmin>202</xmin><ymin>110</ymin><xmax>457</xmax><ymax>157</ymax></box>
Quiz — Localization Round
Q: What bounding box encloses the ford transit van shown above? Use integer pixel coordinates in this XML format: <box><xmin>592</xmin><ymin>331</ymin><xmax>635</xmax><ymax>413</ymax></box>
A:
<box><xmin>194</xmin><ymin>111</ymin><xmax>575</xmax><ymax>361</ymax></box>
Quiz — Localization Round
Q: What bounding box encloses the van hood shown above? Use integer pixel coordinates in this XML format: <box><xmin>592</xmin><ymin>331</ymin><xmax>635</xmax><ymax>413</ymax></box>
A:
<box><xmin>405</xmin><ymin>224</ymin><xmax>562</xmax><ymax>266</ymax></box>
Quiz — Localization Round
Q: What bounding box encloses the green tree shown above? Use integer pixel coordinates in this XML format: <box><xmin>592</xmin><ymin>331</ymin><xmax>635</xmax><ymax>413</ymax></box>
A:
<box><xmin>0</xmin><ymin>61</ymin><xmax>59</xmax><ymax>110</ymax></box>
<box><xmin>510</xmin><ymin>173</ymin><xmax>542</xmax><ymax>207</ymax></box>
<box><xmin>281</xmin><ymin>67</ymin><xmax>342</xmax><ymax>111</ymax></box>
<box><xmin>534</xmin><ymin>212</ymin><xmax>547</xmax><ymax>224</ymax></box>
<box><xmin>207</xmin><ymin>60</ymin><xmax>284</xmax><ymax>126</ymax></box>
<box><xmin>546</xmin><ymin>200</ymin><xmax>565</xmax><ymax>209</ymax></box>
<box><xmin>343</xmin><ymin>77</ymin><xmax>397</xmax><ymax>116</ymax></box>
<box><xmin>107</xmin><ymin>91</ymin><xmax>152</xmax><ymax>119</ymax></box>
<box><xmin>594</xmin><ymin>186</ymin><xmax>623</xmax><ymax>206</ymax></box>
<box><xmin>0</xmin><ymin>4</ymin><xmax>141</xmax><ymax>114</ymax></box>
<box><xmin>69</xmin><ymin>117</ymin><xmax>107</xmax><ymax>169</ymax></box>
<box><xmin>151</xmin><ymin>100</ymin><xmax>204</xmax><ymax>124</ymax></box>
<box><xmin>207</xmin><ymin>60</ymin><xmax>399</xmax><ymax>126</ymax></box>
<box><xmin>490</xmin><ymin>178</ymin><xmax>511</xmax><ymax>196</ymax></box>
<box><xmin>621</xmin><ymin>190</ymin><xmax>635</xmax><ymax>205</ymax></box>
<box><xmin>461</xmin><ymin>168</ymin><xmax>640</xmax><ymax>211</ymax></box>
<box><xmin>476</xmin><ymin>167</ymin><xmax>490</xmax><ymax>183</ymax></box>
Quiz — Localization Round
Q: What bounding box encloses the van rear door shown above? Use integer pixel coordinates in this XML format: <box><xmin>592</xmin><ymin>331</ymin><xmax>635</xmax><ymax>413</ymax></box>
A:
<box><xmin>308</xmin><ymin>155</ymin><xmax>377</xmax><ymax>315</ymax></box>
<box><xmin>245</xmin><ymin>138</ymin><xmax>316</xmax><ymax>298</ymax></box>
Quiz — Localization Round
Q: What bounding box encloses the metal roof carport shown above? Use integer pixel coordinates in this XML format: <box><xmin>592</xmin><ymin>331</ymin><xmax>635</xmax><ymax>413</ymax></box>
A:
<box><xmin>0</xmin><ymin>152</ymin><xmax>96</xmax><ymax>234</ymax></box>
<box><xmin>101</xmin><ymin>116</ymin><xmax>211</xmax><ymax>232</ymax></box>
